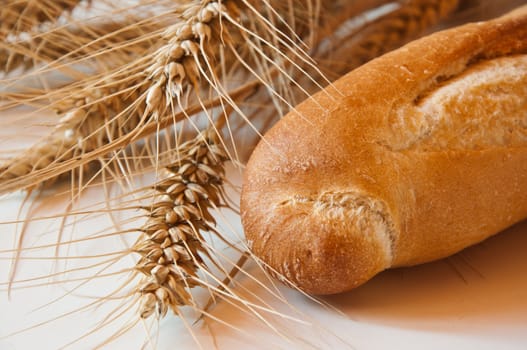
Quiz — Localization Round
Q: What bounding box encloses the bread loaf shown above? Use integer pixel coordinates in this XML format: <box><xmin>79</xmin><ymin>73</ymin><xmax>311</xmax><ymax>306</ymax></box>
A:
<box><xmin>240</xmin><ymin>6</ymin><xmax>527</xmax><ymax>295</ymax></box>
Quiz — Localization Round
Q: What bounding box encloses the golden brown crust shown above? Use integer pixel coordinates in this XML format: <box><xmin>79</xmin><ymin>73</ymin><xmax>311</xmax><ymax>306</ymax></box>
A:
<box><xmin>241</xmin><ymin>5</ymin><xmax>527</xmax><ymax>295</ymax></box>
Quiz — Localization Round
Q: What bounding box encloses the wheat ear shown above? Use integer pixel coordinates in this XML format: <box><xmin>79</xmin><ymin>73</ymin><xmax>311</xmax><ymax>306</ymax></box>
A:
<box><xmin>0</xmin><ymin>18</ymin><xmax>165</xmax><ymax>74</ymax></box>
<box><xmin>0</xmin><ymin>128</ymin><xmax>325</xmax><ymax>348</ymax></box>
<box><xmin>319</xmin><ymin>0</ymin><xmax>460</xmax><ymax>74</ymax></box>
<box><xmin>133</xmin><ymin>127</ymin><xmax>231</xmax><ymax>318</ymax></box>
<box><xmin>0</xmin><ymin>72</ymin><xmax>147</xmax><ymax>184</ymax></box>
<box><xmin>0</xmin><ymin>0</ymin><xmax>85</xmax><ymax>38</ymax></box>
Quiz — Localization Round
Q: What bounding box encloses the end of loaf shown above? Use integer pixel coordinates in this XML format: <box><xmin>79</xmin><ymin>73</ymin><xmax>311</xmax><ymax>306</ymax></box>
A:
<box><xmin>241</xmin><ymin>154</ymin><xmax>395</xmax><ymax>295</ymax></box>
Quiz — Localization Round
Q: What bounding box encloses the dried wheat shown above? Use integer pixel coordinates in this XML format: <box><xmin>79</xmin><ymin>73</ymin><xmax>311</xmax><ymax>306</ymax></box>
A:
<box><xmin>319</xmin><ymin>0</ymin><xmax>460</xmax><ymax>74</ymax></box>
<box><xmin>0</xmin><ymin>18</ymin><xmax>165</xmax><ymax>74</ymax></box>
<box><xmin>0</xmin><ymin>0</ymin><xmax>85</xmax><ymax>38</ymax></box>
<box><xmin>0</xmin><ymin>0</ymin><xmax>308</xmax><ymax>191</ymax></box>
<box><xmin>134</xmin><ymin>128</ymin><xmax>230</xmax><ymax>318</ymax></box>
<box><xmin>0</xmin><ymin>73</ymin><xmax>145</xmax><ymax>186</ymax></box>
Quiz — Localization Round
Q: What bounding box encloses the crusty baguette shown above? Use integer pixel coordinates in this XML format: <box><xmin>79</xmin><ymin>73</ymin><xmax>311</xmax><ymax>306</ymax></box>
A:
<box><xmin>240</xmin><ymin>5</ymin><xmax>527</xmax><ymax>295</ymax></box>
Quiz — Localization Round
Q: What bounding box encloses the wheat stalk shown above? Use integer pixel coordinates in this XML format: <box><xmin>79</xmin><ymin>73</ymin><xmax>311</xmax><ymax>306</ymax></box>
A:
<box><xmin>0</xmin><ymin>126</ymin><xmax>316</xmax><ymax>347</ymax></box>
<box><xmin>0</xmin><ymin>1</ymin><xmax>241</xmax><ymax>190</ymax></box>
